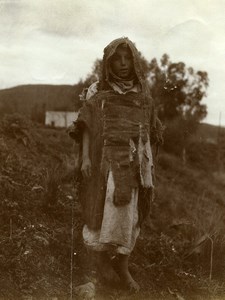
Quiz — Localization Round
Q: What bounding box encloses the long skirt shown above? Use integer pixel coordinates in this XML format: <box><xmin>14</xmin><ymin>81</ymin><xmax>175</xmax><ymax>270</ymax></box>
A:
<box><xmin>83</xmin><ymin>171</ymin><xmax>140</xmax><ymax>255</ymax></box>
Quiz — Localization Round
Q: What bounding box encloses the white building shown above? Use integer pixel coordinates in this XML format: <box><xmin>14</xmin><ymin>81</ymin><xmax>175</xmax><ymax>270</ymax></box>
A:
<box><xmin>45</xmin><ymin>111</ymin><xmax>78</xmax><ymax>128</ymax></box>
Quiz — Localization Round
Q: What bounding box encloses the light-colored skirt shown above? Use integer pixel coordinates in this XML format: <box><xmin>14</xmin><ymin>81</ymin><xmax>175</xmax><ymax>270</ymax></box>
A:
<box><xmin>83</xmin><ymin>171</ymin><xmax>140</xmax><ymax>255</ymax></box>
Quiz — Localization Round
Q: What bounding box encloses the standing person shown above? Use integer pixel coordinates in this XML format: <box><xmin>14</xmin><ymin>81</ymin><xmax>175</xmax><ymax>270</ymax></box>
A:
<box><xmin>69</xmin><ymin>37</ymin><xmax>163</xmax><ymax>292</ymax></box>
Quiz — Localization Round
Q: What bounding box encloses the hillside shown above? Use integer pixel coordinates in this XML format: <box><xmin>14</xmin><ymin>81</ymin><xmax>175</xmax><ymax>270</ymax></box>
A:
<box><xmin>0</xmin><ymin>84</ymin><xmax>80</xmax><ymax>118</ymax></box>
<box><xmin>195</xmin><ymin>123</ymin><xmax>225</xmax><ymax>144</ymax></box>
<box><xmin>0</xmin><ymin>114</ymin><xmax>225</xmax><ymax>300</ymax></box>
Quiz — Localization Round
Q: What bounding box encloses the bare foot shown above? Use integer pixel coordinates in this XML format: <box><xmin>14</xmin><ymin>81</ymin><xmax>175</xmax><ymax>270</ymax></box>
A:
<box><xmin>120</xmin><ymin>270</ymin><xmax>140</xmax><ymax>293</ymax></box>
<box><xmin>112</xmin><ymin>257</ymin><xmax>140</xmax><ymax>293</ymax></box>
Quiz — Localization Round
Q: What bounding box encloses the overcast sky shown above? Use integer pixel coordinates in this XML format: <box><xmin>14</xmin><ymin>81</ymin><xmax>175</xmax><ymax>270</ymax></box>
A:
<box><xmin>0</xmin><ymin>0</ymin><xmax>225</xmax><ymax>126</ymax></box>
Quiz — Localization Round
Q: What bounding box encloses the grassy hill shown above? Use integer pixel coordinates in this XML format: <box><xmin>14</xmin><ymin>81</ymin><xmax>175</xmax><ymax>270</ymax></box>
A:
<box><xmin>0</xmin><ymin>84</ymin><xmax>80</xmax><ymax>119</ymax></box>
<box><xmin>195</xmin><ymin>122</ymin><xmax>225</xmax><ymax>144</ymax></box>
<box><xmin>0</xmin><ymin>114</ymin><xmax>225</xmax><ymax>299</ymax></box>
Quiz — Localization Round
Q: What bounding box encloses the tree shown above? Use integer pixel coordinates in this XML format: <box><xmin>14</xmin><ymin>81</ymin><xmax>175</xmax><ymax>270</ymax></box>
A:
<box><xmin>83</xmin><ymin>59</ymin><xmax>102</xmax><ymax>86</ymax></box>
<box><xmin>148</xmin><ymin>54</ymin><xmax>208</xmax><ymax>123</ymax></box>
<box><xmin>147</xmin><ymin>54</ymin><xmax>209</xmax><ymax>156</ymax></box>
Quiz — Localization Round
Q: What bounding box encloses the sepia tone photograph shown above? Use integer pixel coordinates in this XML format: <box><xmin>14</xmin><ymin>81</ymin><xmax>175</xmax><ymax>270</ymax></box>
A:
<box><xmin>0</xmin><ymin>0</ymin><xmax>225</xmax><ymax>299</ymax></box>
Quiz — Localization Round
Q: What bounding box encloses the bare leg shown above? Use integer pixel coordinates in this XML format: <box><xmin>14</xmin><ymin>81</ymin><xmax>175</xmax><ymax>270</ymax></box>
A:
<box><xmin>114</xmin><ymin>254</ymin><xmax>140</xmax><ymax>292</ymax></box>
<box><xmin>95</xmin><ymin>251</ymin><xmax>119</xmax><ymax>284</ymax></box>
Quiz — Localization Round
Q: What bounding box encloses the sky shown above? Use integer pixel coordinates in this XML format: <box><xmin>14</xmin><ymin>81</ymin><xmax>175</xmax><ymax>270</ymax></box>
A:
<box><xmin>0</xmin><ymin>0</ymin><xmax>225</xmax><ymax>126</ymax></box>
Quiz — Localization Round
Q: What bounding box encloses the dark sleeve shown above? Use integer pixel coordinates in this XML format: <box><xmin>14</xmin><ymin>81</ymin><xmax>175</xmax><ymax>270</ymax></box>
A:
<box><xmin>150</xmin><ymin>108</ymin><xmax>164</xmax><ymax>145</ymax></box>
<box><xmin>67</xmin><ymin>102</ymin><xmax>93</xmax><ymax>143</ymax></box>
<box><xmin>147</xmin><ymin>93</ymin><xmax>164</xmax><ymax>146</ymax></box>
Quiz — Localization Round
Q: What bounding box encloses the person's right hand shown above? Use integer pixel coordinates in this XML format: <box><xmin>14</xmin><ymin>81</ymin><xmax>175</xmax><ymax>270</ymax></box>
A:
<box><xmin>81</xmin><ymin>157</ymin><xmax>92</xmax><ymax>179</ymax></box>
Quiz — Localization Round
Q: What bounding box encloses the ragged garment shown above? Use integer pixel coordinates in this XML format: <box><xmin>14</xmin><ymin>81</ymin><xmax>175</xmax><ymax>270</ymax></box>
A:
<box><xmin>76</xmin><ymin>89</ymin><xmax>154</xmax><ymax>229</ymax></box>
<box><xmin>70</xmin><ymin>37</ymin><xmax>161</xmax><ymax>230</ymax></box>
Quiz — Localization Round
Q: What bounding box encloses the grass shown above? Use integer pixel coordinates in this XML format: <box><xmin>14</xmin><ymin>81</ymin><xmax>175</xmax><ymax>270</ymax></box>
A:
<box><xmin>0</xmin><ymin>115</ymin><xmax>225</xmax><ymax>299</ymax></box>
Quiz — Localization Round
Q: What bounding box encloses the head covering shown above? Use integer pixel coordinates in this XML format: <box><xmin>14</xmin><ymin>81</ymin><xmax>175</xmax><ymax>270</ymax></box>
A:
<box><xmin>99</xmin><ymin>37</ymin><xmax>146</xmax><ymax>92</ymax></box>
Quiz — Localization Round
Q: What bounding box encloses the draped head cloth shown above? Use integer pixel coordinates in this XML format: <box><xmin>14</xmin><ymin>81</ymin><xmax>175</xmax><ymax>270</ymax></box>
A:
<box><xmin>99</xmin><ymin>37</ymin><xmax>147</xmax><ymax>93</ymax></box>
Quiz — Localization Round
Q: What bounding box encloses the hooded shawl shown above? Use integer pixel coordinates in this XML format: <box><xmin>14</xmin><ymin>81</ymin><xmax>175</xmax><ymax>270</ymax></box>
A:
<box><xmin>71</xmin><ymin>37</ymin><xmax>163</xmax><ymax>229</ymax></box>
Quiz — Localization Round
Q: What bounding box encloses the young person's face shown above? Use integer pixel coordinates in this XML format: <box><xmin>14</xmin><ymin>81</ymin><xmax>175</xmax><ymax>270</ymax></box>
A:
<box><xmin>110</xmin><ymin>44</ymin><xmax>134</xmax><ymax>79</ymax></box>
